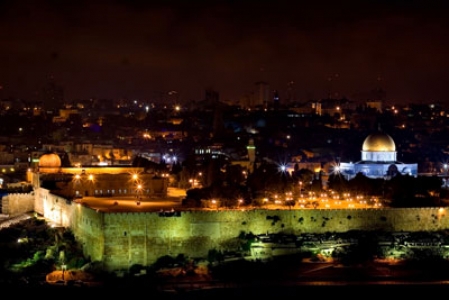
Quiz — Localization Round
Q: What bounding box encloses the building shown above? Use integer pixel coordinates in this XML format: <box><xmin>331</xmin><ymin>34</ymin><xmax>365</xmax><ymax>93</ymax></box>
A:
<box><xmin>29</xmin><ymin>152</ymin><xmax>170</xmax><ymax>200</ymax></box>
<box><xmin>337</xmin><ymin>131</ymin><xmax>418</xmax><ymax>180</ymax></box>
<box><xmin>4</xmin><ymin>151</ymin><xmax>446</xmax><ymax>273</ymax></box>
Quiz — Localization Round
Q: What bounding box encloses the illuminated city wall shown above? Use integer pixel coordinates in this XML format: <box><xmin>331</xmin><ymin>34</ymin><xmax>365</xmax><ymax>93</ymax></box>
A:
<box><xmin>71</xmin><ymin>204</ymin><xmax>105</xmax><ymax>263</ymax></box>
<box><xmin>26</xmin><ymin>187</ymin><xmax>449</xmax><ymax>272</ymax></box>
<box><xmin>68</xmin><ymin>206</ymin><xmax>449</xmax><ymax>272</ymax></box>
<box><xmin>1</xmin><ymin>193</ymin><xmax>34</xmax><ymax>216</ymax></box>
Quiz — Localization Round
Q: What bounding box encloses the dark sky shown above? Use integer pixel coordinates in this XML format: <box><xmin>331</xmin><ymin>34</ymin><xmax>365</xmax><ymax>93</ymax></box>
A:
<box><xmin>1</xmin><ymin>0</ymin><xmax>449</xmax><ymax>105</ymax></box>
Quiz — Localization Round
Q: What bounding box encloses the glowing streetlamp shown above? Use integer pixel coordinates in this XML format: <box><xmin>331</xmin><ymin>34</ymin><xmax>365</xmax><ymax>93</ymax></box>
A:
<box><xmin>136</xmin><ymin>184</ymin><xmax>142</xmax><ymax>199</ymax></box>
<box><xmin>189</xmin><ymin>178</ymin><xmax>196</xmax><ymax>188</ymax></box>
<box><xmin>189</xmin><ymin>172</ymin><xmax>203</xmax><ymax>189</ymax></box>
<box><xmin>197</xmin><ymin>172</ymin><xmax>202</xmax><ymax>188</ymax></box>
<box><xmin>238</xmin><ymin>198</ymin><xmax>243</xmax><ymax>208</ymax></box>
<box><xmin>61</xmin><ymin>263</ymin><xmax>66</xmax><ymax>281</ymax></box>
<box><xmin>211</xmin><ymin>199</ymin><xmax>218</xmax><ymax>210</ymax></box>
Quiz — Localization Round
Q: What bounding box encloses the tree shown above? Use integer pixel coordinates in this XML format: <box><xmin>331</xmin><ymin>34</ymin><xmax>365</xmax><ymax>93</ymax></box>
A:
<box><xmin>386</xmin><ymin>174</ymin><xmax>442</xmax><ymax>207</ymax></box>
<box><xmin>328</xmin><ymin>172</ymin><xmax>349</xmax><ymax>193</ymax></box>
<box><xmin>349</xmin><ymin>172</ymin><xmax>372</xmax><ymax>196</ymax></box>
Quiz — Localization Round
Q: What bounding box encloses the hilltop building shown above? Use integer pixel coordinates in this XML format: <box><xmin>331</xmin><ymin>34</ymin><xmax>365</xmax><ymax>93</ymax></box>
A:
<box><xmin>28</xmin><ymin>152</ymin><xmax>170</xmax><ymax>200</ymax></box>
<box><xmin>337</xmin><ymin>131</ymin><xmax>418</xmax><ymax>180</ymax></box>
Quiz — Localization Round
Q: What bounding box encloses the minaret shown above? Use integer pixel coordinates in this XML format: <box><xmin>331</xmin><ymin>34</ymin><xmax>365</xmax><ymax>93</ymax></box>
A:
<box><xmin>247</xmin><ymin>138</ymin><xmax>256</xmax><ymax>173</ymax></box>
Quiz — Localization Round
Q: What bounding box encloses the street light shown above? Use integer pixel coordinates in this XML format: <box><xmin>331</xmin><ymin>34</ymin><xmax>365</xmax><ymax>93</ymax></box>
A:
<box><xmin>189</xmin><ymin>178</ymin><xmax>196</xmax><ymax>188</ymax></box>
<box><xmin>61</xmin><ymin>263</ymin><xmax>66</xmax><ymax>281</ymax></box>
<box><xmin>189</xmin><ymin>172</ymin><xmax>203</xmax><ymax>189</ymax></box>
<box><xmin>196</xmin><ymin>172</ymin><xmax>202</xmax><ymax>188</ymax></box>
<box><xmin>136</xmin><ymin>184</ymin><xmax>142</xmax><ymax>199</ymax></box>
<box><xmin>211</xmin><ymin>199</ymin><xmax>218</xmax><ymax>210</ymax></box>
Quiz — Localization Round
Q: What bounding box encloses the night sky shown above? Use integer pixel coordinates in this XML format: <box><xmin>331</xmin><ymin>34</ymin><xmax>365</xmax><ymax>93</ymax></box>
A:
<box><xmin>1</xmin><ymin>0</ymin><xmax>449</xmax><ymax>105</ymax></box>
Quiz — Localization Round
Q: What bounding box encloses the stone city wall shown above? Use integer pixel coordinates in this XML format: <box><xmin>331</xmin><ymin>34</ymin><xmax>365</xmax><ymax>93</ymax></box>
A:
<box><xmin>67</xmin><ymin>206</ymin><xmax>449</xmax><ymax>272</ymax></box>
<box><xmin>30</xmin><ymin>188</ymin><xmax>449</xmax><ymax>272</ymax></box>
<box><xmin>35</xmin><ymin>189</ymin><xmax>73</xmax><ymax>228</ymax></box>
<box><xmin>1</xmin><ymin>193</ymin><xmax>35</xmax><ymax>216</ymax></box>
<box><xmin>34</xmin><ymin>193</ymin><xmax>105</xmax><ymax>263</ymax></box>
<box><xmin>70</xmin><ymin>204</ymin><xmax>105</xmax><ymax>263</ymax></box>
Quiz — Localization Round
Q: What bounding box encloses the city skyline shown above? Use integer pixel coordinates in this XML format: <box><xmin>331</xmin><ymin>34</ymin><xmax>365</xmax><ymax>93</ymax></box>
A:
<box><xmin>1</xmin><ymin>0</ymin><xmax>449</xmax><ymax>105</ymax></box>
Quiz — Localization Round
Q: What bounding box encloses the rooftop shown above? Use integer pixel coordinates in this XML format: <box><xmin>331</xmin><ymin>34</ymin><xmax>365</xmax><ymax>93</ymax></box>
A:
<box><xmin>74</xmin><ymin>187</ymin><xmax>186</xmax><ymax>213</ymax></box>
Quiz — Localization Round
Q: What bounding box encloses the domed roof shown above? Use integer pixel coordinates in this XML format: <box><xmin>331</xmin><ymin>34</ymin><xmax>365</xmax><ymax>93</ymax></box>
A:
<box><xmin>362</xmin><ymin>132</ymin><xmax>396</xmax><ymax>152</ymax></box>
<box><xmin>38</xmin><ymin>153</ymin><xmax>62</xmax><ymax>168</ymax></box>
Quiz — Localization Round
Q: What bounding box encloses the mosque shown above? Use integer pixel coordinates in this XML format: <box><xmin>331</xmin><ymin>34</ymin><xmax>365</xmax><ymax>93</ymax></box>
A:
<box><xmin>336</xmin><ymin>131</ymin><xmax>418</xmax><ymax>180</ymax></box>
<box><xmin>28</xmin><ymin>152</ymin><xmax>170</xmax><ymax>200</ymax></box>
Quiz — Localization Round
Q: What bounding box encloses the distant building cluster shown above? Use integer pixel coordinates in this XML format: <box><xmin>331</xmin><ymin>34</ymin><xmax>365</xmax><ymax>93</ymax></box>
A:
<box><xmin>0</xmin><ymin>86</ymin><xmax>447</xmax><ymax>197</ymax></box>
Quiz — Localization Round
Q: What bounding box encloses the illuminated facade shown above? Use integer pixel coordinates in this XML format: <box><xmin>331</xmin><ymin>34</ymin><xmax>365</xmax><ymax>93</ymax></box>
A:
<box><xmin>30</xmin><ymin>153</ymin><xmax>169</xmax><ymax>199</ymax></box>
<box><xmin>337</xmin><ymin>131</ymin><xmax>418</xmax><ymax>180</ymax></box>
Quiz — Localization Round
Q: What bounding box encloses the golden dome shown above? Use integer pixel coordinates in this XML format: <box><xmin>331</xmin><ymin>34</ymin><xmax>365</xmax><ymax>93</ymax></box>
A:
<box><xmin>38</xmin><ymin>153</ymin><xmax>62</xmax><ymax>169</ymax></box>
<box><xmin>362</xmin><ymin>132</ymin><xmax>396</xmax><ymax>152</ymax></box>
